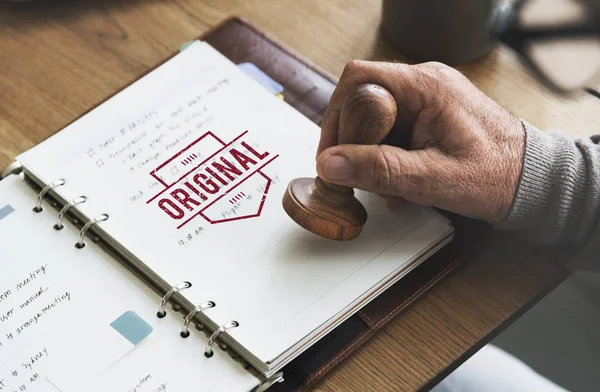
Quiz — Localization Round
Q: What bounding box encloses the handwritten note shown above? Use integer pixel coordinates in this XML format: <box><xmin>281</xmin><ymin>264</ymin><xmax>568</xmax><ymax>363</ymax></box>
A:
<box><xmin>0</xmin><ymin>176</ymin><xmax>137</xmax><ymax>391</ymax></box>
<box><xmin>125</xmin><ymin>374</ymin><xmax>167</xmax><ymax>392</ymax></box>
<box><xmin>0</xmin><ymin>260</ymin><xmax>79</xmax><ymax>392</ymax></box>
<box><xmin>0</xmin><ymin>346</ymin><xmax>49</xmax><ymax>392</ymax></box>
<box><xmin>95</xmin><ymin>79</ymin><xmax>238</xmax><ymax>214</ymax></box>
<box><xmin>85</xmin><ymin>78</ymin><xmax>229</xmax><ymax>188</ymax></box>
<box><xmin>0</xmin><ymin>263</ymin><xmax>75</xmax><ymax>356</ymax></box>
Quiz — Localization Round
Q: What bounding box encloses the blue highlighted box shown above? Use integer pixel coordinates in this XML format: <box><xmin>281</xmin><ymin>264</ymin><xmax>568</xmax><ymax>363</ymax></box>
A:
<box><xmin>110</xmin><ymin>311</ymin><xmax>153</xmax><ymax>345</ymax></box>
<box><xmin>0</xmin><ymin>205</ymin><xmax>15</xmax><ymax>221</ymax></box>
<box><xmin>178</xmin><ymin>41</ymin><xmax>284</xmax><ymax>97</ymax></box>
<box><xmin>237</xmin><ymin>62</ymin><xmax>284</xmax><ymax>95</ymax></box>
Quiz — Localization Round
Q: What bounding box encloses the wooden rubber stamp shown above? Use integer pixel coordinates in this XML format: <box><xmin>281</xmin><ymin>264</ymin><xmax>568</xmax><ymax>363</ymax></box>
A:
<box><xmin>282</xmin><ymin>83</ymin><xmax>398</xmax><ymax>241</ymax></box>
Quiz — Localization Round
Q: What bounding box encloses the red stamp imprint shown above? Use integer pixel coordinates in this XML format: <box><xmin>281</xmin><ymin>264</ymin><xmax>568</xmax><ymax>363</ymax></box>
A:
<box><xmin>146</xmin><ymin>130</ymin><xmax>278</xmax><ymax>229</ymax></box>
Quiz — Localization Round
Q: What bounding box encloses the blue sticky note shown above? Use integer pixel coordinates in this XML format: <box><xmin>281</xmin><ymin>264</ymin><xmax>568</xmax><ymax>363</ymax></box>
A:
<box><xmin>0</xmin><ymin>205</ymin><xmax>15</xmax><ymax>221</ymax></box>
<box><xmin>237</xmin><ymin>62</ymin><xmax>284</xmax><ymax>94</ymax></box>
<box><xmin>110</xmin><ymin>311</ymin><xmax>153</xmax><ymax>345</ymax></box>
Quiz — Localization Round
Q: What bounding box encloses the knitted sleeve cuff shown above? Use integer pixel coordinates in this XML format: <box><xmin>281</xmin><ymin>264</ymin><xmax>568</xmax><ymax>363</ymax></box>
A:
<box><xmin>495</xmin><ymin>120</ymin><xmax>599</xmax><ymax>247</ymax></box>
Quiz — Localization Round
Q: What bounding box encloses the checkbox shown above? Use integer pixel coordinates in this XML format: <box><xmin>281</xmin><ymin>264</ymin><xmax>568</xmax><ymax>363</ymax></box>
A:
<box><xmin>87</xmin><ymin>148</ymin><xmax>95</xmax><ymax>157</ymax></box>
<box><xmin>96</xmin><ymin>159</ymin><xmax>105</xmax><ymax>167</ymax></box>
<box><xmin>170</xmin><ymin>166</ymin><xmax>179</xmax><ymax>175</ymax></box>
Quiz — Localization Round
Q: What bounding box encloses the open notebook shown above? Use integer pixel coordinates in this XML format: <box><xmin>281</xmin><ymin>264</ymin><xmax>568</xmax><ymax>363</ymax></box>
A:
<box><xmin>1</xmin><ymin>40</ymin><xmax>453</xmax><ymax>390</ymax></box>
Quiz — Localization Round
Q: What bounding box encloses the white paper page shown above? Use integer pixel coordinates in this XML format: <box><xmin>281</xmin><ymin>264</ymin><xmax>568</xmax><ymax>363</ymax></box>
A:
<box><xmin>16</xmin><ymin>41</ymin><xmax>452</xmax><ymax>365</ymax></box>
<box><xmin>0</xmin><ymin>174</ymin><xmax>258</xmax><ymax>392</ymax></box>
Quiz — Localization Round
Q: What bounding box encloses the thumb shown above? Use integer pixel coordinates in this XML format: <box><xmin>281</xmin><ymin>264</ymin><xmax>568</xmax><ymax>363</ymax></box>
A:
<box><xmin>315</xmin><ymin>144</ymin><xmax>431</xmax><ymax>198</ymax></box>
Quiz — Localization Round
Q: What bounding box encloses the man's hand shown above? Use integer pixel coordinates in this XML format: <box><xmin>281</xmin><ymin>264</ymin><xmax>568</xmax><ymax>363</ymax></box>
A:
<box><xmin>315</xmin><ymin>60</ymin><xmax>526</xmax><ymax>224</ymax></box>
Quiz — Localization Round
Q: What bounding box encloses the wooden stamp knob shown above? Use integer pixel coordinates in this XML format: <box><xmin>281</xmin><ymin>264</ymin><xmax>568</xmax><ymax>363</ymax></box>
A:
<box><xmin>282</xmin><ymin>84</ymin><xmax>398</xmax><ymax>241</ymax></box>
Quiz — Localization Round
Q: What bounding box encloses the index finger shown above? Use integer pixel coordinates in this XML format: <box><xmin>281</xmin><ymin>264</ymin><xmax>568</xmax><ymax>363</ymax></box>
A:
<box><xmin>316</xmin><ymin>60</ymin><xmax>424</xmax><ymax>158</ymax></box>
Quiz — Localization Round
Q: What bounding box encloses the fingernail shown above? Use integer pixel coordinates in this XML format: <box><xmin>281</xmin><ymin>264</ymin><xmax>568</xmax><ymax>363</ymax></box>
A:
<box><xmin>324</xmin><ymin>155</ymin><xmax>351</xmax><ymax>181</ymax></box>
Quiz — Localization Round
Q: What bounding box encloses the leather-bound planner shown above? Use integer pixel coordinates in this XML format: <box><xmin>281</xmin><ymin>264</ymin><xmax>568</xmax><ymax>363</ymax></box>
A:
<box><xmin>0</xmin><ymin>17</ymin><xmax>463</xmax><ymax>392</ymax></box>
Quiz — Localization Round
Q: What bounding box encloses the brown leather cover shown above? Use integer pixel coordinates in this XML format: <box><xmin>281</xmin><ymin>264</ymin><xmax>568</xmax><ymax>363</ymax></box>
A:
<box><xmin>198</xmin><ymin>16</ymin><xmax>468</xmax><ymax>391</ymax></box>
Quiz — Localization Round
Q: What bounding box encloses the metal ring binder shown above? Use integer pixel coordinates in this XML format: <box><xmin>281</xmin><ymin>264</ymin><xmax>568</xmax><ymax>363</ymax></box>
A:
<box><xmin>205</xmin><ymin>320</ymin><xmax>239</xmax><ymax>358</ymax></box>
<box><xmin>157</xmin><ymin>281</ymin><xmax>192</xmax><ymax>318</ymax></box>
<box><xmin>254</xmin><ymin>372</ymin><xmax>284</xmax><ymax>392</ymax></box>
<box><xmin>33</xmin><ymin>178</ymin><xmax>66</xmax><ymax>212</ymax></box>
<box><xmin>75</xmin><ymin>214</ymin><xmax>109</xmax><ymax>249</ymax></box>
<box><xmin>54</xmin><ymin>196</ymin><xmax>88</xmax><ymax>230</ymax></box>
<box><xmin>180</xmin><ymin>301</ymin><xmax>215</xmax><ymax>338</ymax></box>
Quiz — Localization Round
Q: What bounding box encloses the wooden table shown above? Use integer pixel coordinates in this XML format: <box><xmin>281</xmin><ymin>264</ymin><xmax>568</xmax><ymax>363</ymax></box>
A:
<box><xmin>1</xmin><ymin>1</ymin><xmax>598</xmax><ymax>391</ymax></box>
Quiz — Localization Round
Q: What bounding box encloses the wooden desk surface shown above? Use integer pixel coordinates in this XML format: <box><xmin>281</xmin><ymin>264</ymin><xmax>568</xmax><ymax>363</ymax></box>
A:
<box><xmin>1</xmin><ymin>1</ymin><xmax>597</xmax><ymax>391</ymax></box>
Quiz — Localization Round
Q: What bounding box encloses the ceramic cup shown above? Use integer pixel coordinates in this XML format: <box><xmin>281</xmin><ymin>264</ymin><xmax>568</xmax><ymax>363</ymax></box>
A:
<box><xmin>380</xmin><ymin>0</ymin><xmax>510</xmax><ymax>64</ymax></box>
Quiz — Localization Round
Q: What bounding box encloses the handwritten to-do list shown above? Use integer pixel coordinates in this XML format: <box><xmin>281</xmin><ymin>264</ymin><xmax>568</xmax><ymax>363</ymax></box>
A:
<box><xmin>0</xmin><ymin>176</ymin><xmax>122</xmax><ymax>392</ymax></box>
<box><xmin>84</xmin><ymin>78</ymin><xmax>230</xmax><ymax>204</ymax></box>
<box><xmin>0</xmin><ymin>262</ymin><xmax>72</xmax><ymax>392</ymax></box>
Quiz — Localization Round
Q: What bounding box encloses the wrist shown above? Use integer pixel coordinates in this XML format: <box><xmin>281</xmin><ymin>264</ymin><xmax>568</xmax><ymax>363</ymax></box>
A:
<box><xmin>487</xmin><ymin>116</ymin><xmax>527</xmax><ymax>223</ymax></box>
<box><xmin>494</xmin><ymin>120</ymin><xmax>593</xmax><ymax>245</ymax></box>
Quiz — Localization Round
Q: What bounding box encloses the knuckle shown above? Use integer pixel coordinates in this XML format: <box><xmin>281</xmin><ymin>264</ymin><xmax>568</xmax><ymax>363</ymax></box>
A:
<box><xmin>371</xmin><ymin>147</ymin><xmax>399</xmax><ymax>193</ymax></box>
<box><xmin>383</xmin><ymin>61</ymin><xmax>410</xmax><ymax>75</ymax></box>
<box><xmin>418</xmin><ymin>61</ymin><xmax>463</xmax><ymax>85</ymax></box>
<box><xmin>342</xmin><ymin>59</ymin><xmax>366</xmax><ymax>76</ymax></box>
<box><xmin>420</xmin><ymin>61</ymin><xmax>447</xmax><ymax>70</ymax></box>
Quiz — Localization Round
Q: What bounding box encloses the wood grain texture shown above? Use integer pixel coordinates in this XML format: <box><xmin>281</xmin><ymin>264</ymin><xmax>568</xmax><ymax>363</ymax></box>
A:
<box><xmin>0</xmin><ymin>0</ymin><xmax>587</xmax><ymax>390</ymax></box>
<box><xmin>282</xmin><ymin>83</ymin><xmax>397</xmax><ymax>241</ymax></box>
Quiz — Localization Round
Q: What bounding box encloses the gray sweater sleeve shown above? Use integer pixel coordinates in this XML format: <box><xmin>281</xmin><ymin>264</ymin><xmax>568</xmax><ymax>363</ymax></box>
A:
<box><xmin>495</xmin><ymin>120</ymin><xmax>600</xmax><ymax>273</ymax></box>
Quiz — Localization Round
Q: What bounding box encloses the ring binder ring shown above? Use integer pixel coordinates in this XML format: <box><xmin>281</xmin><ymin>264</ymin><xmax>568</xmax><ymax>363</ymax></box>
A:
<box><xmin>54</xmin><ymin>196</ymin><xmax>88</xmax><ymax>230</ymax></box>
<box><xmin>205</xmin><ymin>320</ymin><xmax>239</xmax><ymax>358</ymax></box>
<box><xmin>180</xmin><ymin>301</ymin><xmax>215</xmax><ymax>338</ymax></box>
<box><xmin>75</xmin><ymin>214</ymin><xmax>109</xmax><ymax>249</ymax></box>
<box><xmin>157</xmin><ymin>281</ymin><xmax>192</xmax><ymax>318</ymax></box>
<box><xmin>254</xmin><ymin>372</ymin><xmax>284</xmax><ymax>392</ymax></box>
<box><xmin>33</xmin><ymin>178</ymin><xmax>66</xmax><ymax>212</ymax></box>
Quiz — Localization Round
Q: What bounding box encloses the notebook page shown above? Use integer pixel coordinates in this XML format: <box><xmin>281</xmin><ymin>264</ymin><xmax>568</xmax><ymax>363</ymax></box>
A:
<box><xmin>16</xmin><ymin>41</ymin><xmax>452</xmax><ymax>367</ymax></box>
<box><xmin>0</xmin><ymin>174</ymin><xmax>259</xmax><ymax>392</ymax></box>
